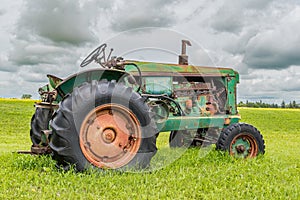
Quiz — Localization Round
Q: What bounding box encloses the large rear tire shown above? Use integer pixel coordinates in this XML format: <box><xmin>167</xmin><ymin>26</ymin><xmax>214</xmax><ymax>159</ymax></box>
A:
<box><xmin>50</xmin><ymin>80</ymin><xmax>157</xmax><ymax>171</ymax></box>
<box><xmin>216</xmin><ymin>123</ymin><xmax>265</xmax><ymax>158</ymax></box>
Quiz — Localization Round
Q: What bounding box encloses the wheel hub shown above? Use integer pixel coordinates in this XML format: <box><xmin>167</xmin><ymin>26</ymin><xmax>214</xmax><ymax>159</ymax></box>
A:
<box><xmin>235</xmin><ymin>145</ymin><xmax>246</xmax><ymax>153</ymax></box>
<box><xmin>79</xmin><ymin>104</ymin><xmax>141</xmax><ymax>169</ymax></box>
<box><xmin>102</xmin><ymin>128</ymin><xmax>116</xmax><ymax>143</ymax></box>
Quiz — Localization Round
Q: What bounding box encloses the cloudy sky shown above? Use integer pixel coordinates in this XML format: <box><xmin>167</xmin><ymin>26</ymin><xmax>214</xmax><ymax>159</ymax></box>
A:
<box><xmin>0</xmin><ymin>0</ymin><xmax>299</xmax><ymax>104</ymax></box>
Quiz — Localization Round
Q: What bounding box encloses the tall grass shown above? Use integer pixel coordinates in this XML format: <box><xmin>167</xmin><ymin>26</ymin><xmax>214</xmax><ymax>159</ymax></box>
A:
<box><xmin>0</xmin><ymin>99</ymin><xmax>299</xmax><ymax>199</ymax></box>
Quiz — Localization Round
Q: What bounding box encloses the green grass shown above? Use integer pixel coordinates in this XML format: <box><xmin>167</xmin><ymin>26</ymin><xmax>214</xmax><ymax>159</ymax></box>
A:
<box><xmin>0</xmin><ymin>99</ymin><xmax>299</xmax><ymax>199</ymax></box>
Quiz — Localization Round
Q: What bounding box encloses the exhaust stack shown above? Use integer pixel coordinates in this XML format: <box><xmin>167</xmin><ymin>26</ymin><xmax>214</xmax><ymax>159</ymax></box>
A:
<box><xmin>178</xmin><ymin>40</ymin><xmax>192</xmax><ymax>65</ymax></box>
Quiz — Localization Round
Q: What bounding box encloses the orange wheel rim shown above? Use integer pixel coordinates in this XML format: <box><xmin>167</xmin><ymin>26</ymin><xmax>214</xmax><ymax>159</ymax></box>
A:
<box><xmin>79</xmin><ymin>104</ymin><xmax>141</xmax><ymax>169</ymax></box>
<box><xmin>229</xmin><ymin>133</ymin><xmax>258</xmax><ymax>158</ymax></box>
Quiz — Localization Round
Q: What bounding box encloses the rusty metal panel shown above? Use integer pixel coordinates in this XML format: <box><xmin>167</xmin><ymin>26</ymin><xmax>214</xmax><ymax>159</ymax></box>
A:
<box><xmin>125</xmin><ymin>61</ymin><xmax>239</xmax><ymax>78</ymax></box>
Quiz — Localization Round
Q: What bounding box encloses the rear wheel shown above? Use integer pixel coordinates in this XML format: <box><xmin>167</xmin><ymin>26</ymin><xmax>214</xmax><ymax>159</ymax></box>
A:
<box><xmin>30</xmin><ymin>107</ymin><xmax>53</xmax><ymax>146</ymax></box>
<box><xmin>50</xmin><ymin>80</ymin><xmax>157</xmax><ymax>171</ymax></box>
<box><xmin>216</xmin><ymin>123</ymin><xmax>265</xmax><ymax>158</ymax></box>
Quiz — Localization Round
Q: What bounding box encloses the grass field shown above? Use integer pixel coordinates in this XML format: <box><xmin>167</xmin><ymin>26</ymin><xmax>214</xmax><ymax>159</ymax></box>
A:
<box><xmin>0</xmin><ymin>98</ymin><xmax>299</xmax><ymax>199</ymax></box>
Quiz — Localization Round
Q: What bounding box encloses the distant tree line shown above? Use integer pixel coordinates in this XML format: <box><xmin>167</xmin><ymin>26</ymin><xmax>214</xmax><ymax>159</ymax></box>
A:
<box><xmin>21</xmin><ymin>94</ymin><xmax>32</xmax><ymax>99</ymax></box>
<box><xmin>238</xmin><ymin>100</ymin><xmax>299</xmax><ymax>108</ymax></box>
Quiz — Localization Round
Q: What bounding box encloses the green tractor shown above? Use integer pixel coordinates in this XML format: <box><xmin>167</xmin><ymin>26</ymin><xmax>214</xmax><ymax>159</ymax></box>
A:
<box><xmin>29</xmin><ymin>40</ymin><xmax>265</xmax><ymax>171</ymax></box>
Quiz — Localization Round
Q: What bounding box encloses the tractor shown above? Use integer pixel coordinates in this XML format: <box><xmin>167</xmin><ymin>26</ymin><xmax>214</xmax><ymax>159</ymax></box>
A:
<box><xmin>29</xmin><ymin>40</ymin><xmax>265</xmax><ymax>171</ymax></box>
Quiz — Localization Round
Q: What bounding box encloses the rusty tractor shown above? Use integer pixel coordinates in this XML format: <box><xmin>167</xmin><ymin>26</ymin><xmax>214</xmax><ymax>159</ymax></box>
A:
<box><xmin>29</xmin><ymin>40</ymin><xmax>265</xmax><ymax>171</ymax></box>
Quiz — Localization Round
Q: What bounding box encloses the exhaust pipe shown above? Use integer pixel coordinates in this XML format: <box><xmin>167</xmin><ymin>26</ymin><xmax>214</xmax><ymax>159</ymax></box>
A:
<box><xmin>178</xmin><ymin>40</ymin><xmax>192</xmax><ymax>65</ymax></box>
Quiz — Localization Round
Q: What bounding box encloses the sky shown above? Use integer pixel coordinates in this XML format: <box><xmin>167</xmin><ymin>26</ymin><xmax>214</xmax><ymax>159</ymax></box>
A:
<box><xmin>0</xmin><ymin>0</ymin><xmax>299</xmax><ymax>104</ymax></box>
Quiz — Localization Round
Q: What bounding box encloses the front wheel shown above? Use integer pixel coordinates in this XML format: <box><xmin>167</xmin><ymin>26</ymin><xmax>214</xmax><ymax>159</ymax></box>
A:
<box><xmin>216</xmin><ymin>123</ymin><xmax>265</xmax><ymax>158</ymax></box>
<box><xmin>50</xmin><ymin>80</ymin><xmax>157</xmax><ymax>171</ymax></box>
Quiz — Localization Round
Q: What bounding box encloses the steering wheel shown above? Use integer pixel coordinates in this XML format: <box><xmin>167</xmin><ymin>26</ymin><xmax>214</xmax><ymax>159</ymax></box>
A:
<box><xmin>80</xmin><ymin>44</ymin><xmax>107</xmax><ymax>67</ymax></box>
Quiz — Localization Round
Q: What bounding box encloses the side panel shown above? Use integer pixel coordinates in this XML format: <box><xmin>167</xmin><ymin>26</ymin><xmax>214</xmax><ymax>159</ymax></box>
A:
<box><xmin>143</xmin><ymin>76</ymin><xmax>173</xmax><ymax>95</ymax></box>
<box><xmin>226</xmin><ymin>74</ymin><xmax>239</xmax><ymax>115</ymax></box>
<box><xmin>157</xmin><ymin>115</ymin><xmax>240</xmax><ymax>132</ymax></box>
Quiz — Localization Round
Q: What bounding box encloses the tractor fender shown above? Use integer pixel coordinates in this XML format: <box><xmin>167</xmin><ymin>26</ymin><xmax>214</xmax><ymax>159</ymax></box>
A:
<box><xmin>55</xmin><ymin>68</ymin><xmax>128</xmax><ymax>101</ymax></box>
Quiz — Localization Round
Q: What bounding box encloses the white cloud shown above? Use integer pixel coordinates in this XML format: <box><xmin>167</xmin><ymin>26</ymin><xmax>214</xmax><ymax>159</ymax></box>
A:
<box><xmin>109</xmin><ymin>0</ymin><xmax>177</xmax><ymax>31</ymax></box>
<box><xmin>238</xmin><ymin>66</ymin><xmax>300</xmax><ymax>103</ymax></box>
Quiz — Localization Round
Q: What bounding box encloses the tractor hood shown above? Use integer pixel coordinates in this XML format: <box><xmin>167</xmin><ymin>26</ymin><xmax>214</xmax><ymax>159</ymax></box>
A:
<box><xmin>124</xmin><ymin>60</ymin><xmax>239</xmax><ymax>81</ymax></box>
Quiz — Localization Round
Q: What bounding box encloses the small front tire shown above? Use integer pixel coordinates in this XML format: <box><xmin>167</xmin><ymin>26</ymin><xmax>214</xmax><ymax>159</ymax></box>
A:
<box><xmin>216</xmin><ymin>123</ymin><xmax>265</xmax><ymax>158</ymax></box>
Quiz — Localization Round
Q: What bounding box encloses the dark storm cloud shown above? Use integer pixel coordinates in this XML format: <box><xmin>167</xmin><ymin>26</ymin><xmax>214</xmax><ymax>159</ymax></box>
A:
<box><xmin>211</xmin><ymin>0</ymin><xmax>272</xmax><ymax>34</ymax></box>
<box><xmin>6</xmin><ymin>0</ymin><xmax>99</xmax><ymax>82</ymax></box>
<box><xmin>243</xmin><ymin>7</ymin><xmax>300</xmax><ymax>69</ymax></box>
<box><xmin>209</xmin><ymin>0</ymin><xmax>300</xmax><ymax>71</ymax></box>
<box><xmin>18</xmin><ymin>0</ymin><xmax>96</xmax><ymax>45</ymax></box>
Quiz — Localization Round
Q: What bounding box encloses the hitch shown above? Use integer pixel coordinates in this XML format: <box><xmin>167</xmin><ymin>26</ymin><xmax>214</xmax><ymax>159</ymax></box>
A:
<box><xmin>18</xmin><ymin>146</ymin><xmax>52</xmax><ymax>155</ymax></box>
<box><xmin>18</xmin><ymin>130</ymin><xmax>52</xmax><ymax>155</ymax></box>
